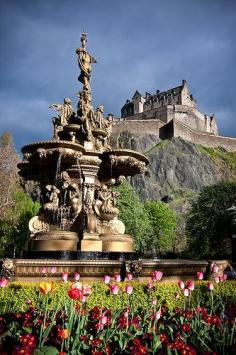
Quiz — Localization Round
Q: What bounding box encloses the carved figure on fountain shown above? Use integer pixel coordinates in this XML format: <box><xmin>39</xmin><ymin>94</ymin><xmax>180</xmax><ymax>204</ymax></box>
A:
<box><xmin>49</xmin><ymin>98</ymin><xmax>75</xmax><ymax>140</ymax></box>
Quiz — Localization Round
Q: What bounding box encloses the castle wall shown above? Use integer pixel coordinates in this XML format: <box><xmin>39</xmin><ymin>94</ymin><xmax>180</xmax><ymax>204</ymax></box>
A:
<box><xmin>173</xmin><ymin>119</ymin><xmax>236</xmax><ymax>152</ymax></box>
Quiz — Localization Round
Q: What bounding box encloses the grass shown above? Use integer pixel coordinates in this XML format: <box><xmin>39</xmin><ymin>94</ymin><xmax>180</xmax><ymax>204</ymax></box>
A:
<box><xmin>198</xmin><ymin>145</ymin><xmax>236</xmax><ymax>172</ymax></box>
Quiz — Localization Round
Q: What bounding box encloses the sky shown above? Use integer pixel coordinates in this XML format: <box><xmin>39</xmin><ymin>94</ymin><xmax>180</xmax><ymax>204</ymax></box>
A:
<box><xmin>0</xmin><ymin>0</ymin><xmax>235</xmax><ymax>152</ymax></box>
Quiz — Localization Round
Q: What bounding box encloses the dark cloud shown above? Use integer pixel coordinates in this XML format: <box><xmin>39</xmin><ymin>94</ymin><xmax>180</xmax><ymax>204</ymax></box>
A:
<box><xmin>0</xmin><ymin>0</ymin><xmax>235</xmax><ymax>151</ymax></box>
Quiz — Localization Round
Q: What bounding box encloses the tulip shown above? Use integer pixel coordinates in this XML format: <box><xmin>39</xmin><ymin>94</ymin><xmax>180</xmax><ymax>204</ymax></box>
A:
<box><xmin>207</xmin><ymin>281</ymin><xmax>214</xmax><ymax>290</ymax></box>
<box><xmin>114</xmin><ymin>273</ymin><xmax>121</xmax><ymax>282</ymax></box>
<box><xmin>146</xmin><ymin>282</ymin><xmax>153</xmax><ymax>289</ymax></box>
<box><xmin>101</xmin><ymin>315</ymin><xmax>108</xmax><ymax>325</ymax></box>
<box><xmin>81</xmin><ymin>295</ymin><xmax>87</xmax><ymax>303</ymax></box>
<box><xmin>152</xmin><ymin>298</ymin><xmax>157</xmax><ymax>306</ymax></box>
<box><xmin>175</xmin><ymin>292</ymin><xmax>180</xmax><ymax>299</ymax></box>
<box><xmin>74</xmin><ymin>282</ymin><xmax>82</xmax><ymax>290</ymax></box>
<box><xmin>214</xmin><ymin>276</ymin><xmax>220</xmax><ymax>283</ymax></box>
<box><xmin>58</xmin><ymin>329</ymin><xmax>70</xmax><ymax>339</ymax></box>
<box><xmin>211</xmin><ymin>263</ymin><xmax>219</xmax><ymax>273</ymax></box>
<box><xmin>151</xmin><ymin>270</ymin><xmax>163</xmax><ymax>282</ymax></box>
<box><xmin>39</xmin><ymin>281</ymin><xmax>54</xmax><ymax>294</ymax></box>
<box><xmin>110</xmin><ymin>284</ymin><xmax>119</xmax><ymax>295</ymax></box>
<box><xmin>62</xmin><ymin>272</ymin><xmax>68</xmax><ymax>282</ymax></box>
<box><xmin>74</xmin><ymin>272</ymin><xmax>80</xmax><ymax>281</ymax></box>
<box><xmin>125</xmin><ymin>285</ymin><xmax>133</xmax><ymax>295</ymax></box>
<box><xmin>26</xmin><ymin>299</ymin><xmax>32</xmax><ymax>305</ymax></box>
<box><xmin>196</xmin><ymin>272</ymin><xmax>203</xmax><ymax>280</ymax></box>
<box><xmin>103</xmin><ymin>275</ymin><xmax>111</xmax><ymax>284</ymax></box>
<box><xmin>40</xmin><ymin>267</ymin><xmax>47</xmax><ymax>274</ymax></box>
<box><xmin>50</xmin><ymin>266</ymin><xmax>57</xmax><ymax>274</ymax></box>
<box><xmin>186</xmin><ymin>280</ymin><xmax>194</xmax><ymax>291</ymax></box>
<box><xmin>178</xmin><ymin>280</ymin><xmax>185</xmax><ymax>289</ymax></box>
<box><xmin>223</xmin><ymin>273</ymin><xmax>228</xmax><ymax>281</ymax></box>
<box><xmin>126</xmin><ymin>273</ymin><xmax>133</xmax><ymax>281</ymax></box>
<box><xmin>0</xmin><ymin>279</ymin><xmax>9</xmax><ymax>287</ymax></box>
<box><xmin>155</xmin><ymin>310</ymin><xmax>162</xmax><ymax>320</ymax></box>
<box><xmin>183</xmin><ymin>289</ymin><xmax>189</xmax><ymax>297</ymax></box>
<box><xmin>68</xmin><ymin>287</ymin><xmax>82</xmax><ymax>300</ymax></box>
<box><xmin>82</xmin><ymin>284</ymin><xmax>92</xmax><ymax>296</ymax></box>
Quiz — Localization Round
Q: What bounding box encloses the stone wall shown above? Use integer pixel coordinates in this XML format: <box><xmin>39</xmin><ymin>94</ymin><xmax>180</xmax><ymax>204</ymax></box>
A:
<box><xmin>173</xmin><ymin>119</ymin><xmax>236</xmax><ymax>152</ymax></box>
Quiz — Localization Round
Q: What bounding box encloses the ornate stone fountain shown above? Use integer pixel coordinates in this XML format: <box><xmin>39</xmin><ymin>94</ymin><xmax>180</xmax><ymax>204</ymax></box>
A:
<box><xmin>18</xmin><ymin>33</ymin><xmax>148</xmax><ymax>257</ymax></box>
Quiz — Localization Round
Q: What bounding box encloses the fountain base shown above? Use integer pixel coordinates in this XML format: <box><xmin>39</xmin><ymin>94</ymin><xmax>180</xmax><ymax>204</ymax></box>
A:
<box><xmin>30</xmin><ymin>231</ymin><xmax>79</xmax><ymax>251</ymax></box>
<box><xmin>80</xmin><ymin>233</ymin><xmax>103</xmax><ymax>252</ymax></box>
<box><xmin>100</xmin><ymin>234</ymin><xmax>133</xmax><ymax>252</ymax></box>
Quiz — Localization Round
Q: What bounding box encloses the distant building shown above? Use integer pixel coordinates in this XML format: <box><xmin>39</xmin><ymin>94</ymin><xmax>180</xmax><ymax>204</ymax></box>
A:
<box><xmin>121</xmin><ymin>80</ymin><xmax>218</xmax><ymax>136</ymax></box>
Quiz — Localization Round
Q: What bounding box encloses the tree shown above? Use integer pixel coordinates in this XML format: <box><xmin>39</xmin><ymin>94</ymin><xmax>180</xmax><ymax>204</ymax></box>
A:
<box><xmin>0</xmin><ymin>190</ymin><xmax>40</xmax><ymax>256</ymax></box>
<box><xmin>114</xmin><ymin>182</ymin><xmax>152</xmax><ymax>253</ymax></box>
<box><xmin>0</xmin><ymin>132</ymin><xmax>19</xmax><ymax>219</ymax></box>
<box><xmin>144</xmin><ymin>201</ymin><xmax>177</xmax><ymax>255</ymax></box>
<box><xmin>186</xmin><ymin>181</ymin><xmax>236</xmax><ymax>258</ymax></box>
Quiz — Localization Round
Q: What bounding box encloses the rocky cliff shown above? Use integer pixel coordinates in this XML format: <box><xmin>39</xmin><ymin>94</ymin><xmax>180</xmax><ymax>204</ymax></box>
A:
<box><xmin>113</xmin><ymin>130</ymin><xmax>236</xmax><ymax>204</ymax></box>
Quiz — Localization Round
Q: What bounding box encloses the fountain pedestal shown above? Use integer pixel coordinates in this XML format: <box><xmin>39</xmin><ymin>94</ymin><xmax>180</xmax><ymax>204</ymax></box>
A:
<box><xmin>81</xmin><ymin>233</ymin><xmax>103</xmax><ymax>252</ymax></box>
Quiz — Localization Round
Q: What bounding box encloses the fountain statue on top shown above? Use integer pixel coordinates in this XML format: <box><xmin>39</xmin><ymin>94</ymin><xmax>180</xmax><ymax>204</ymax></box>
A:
<box><xmin>18</xmin><ymin>33</ymin><xmax>148</xmax><ymax>255</ymax></box>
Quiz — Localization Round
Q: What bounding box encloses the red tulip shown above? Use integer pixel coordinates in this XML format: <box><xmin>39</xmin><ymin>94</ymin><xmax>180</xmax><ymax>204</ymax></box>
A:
<box><xmin>68</xmin><ymin>287</ymin><xmax>82</xmax><ymax>300</ymax></box>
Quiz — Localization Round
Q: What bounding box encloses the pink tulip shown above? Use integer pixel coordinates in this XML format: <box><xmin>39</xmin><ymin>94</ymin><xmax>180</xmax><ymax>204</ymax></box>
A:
<box><xmin>152</xmin><ymin>298</ymin><xmax>157</xmax><ymax>306</ymax></box>
<box><xmin>183</xmin><ymin>289</ymin><xmax>189</xmax><ymax>297</ymax></box>
<box><xmin>62</xmin><ymin>272</ymin><xmax>68</xmax><ymax>282</ymax></box>
<box><xmin>186</xmin><ymin>280</ymin><xmax>194</xmax><ymax>291</ymax></box>
<box><xmin>114</xmin><ymin>273</ymin><xmax>121</xmax><ymax>282</ymax></box>
<box><xmin>110</xmin><ymin>284</ymin><xmax>119</xmax><ymax>295</ymax></box>
<box><xmin>40</xmin><ymin>267</ymin><xmax>47</xmax><ymax>274</ymax></box>
<box><xmin>214</xmin><ymin>276</ymin><xmax>220</xmax><ymax>283</ymax></box>
<box><xmin>155</xmin><ymin>310</ymin><xmax>162</xmax><ymax>320</ymax></box>
<box><xmin>125</xmin><ymin>285</ymin><xmax>133</xmax><ymax>295</ymax></box>
<box><xmin>82</xmin><ymin>285</ymin><xmax>92</xmax><ymax>296</ymax></box>
<box><xmin>175</xmin><ymin>292</ymin><xmax>180</xmax><ymax>299</ymax></box>
<box><xmin>50</xmin><ymin>267</ymin><xmax>57</xmax><ymax>274</ymax></box>
<box><xmin>211</xmin><ymin>263</ymin><xmax>219</xmax><ymax>273</ymax></box>
<box><xmin>26</xmin><ymin>299</ymin><xmax>32</xmax><ymax>305</ymax></box>
<box><xmin>126</xmin><ymin>273</ymin><xmax>133</xmax><ymax>281</ymax></box>
<box><xmin>223</xmin><ymin>273</ymin><xmax>228</xmax><ymax>281</ymax></box>
<box><xmin>151</xmin><ymin>270</ymin><xmax>163</xmax><ymax>282</ymax></box>
<box><xmin>178</xmin><ymin>280</ymin><xmax>185</xmax><ymax>289</ymax></box>
<box><xmin>146</xmin><ymin>282</ymin><xmax>153</xmax><ymax>289</ymax></box>
<box><xmin>74</xmin><ymin>272</ymin><xmax>80</xmax><ymax>281</ymax></box>
<box><xmin>196</xmin><ymin>272</ymin><xmax>203</xmax><ymax>280</ymax></box>
<box><xmin>0</xmin><ymin>279</ymin><xmax>9</xmax><ymax>287</ymax></box>
<box><xmin>101</xmin><ymin>315</ymin><xmax>108</xmax><ymax>325</ymax></box>
<box><xmin>104</xmin><ymin>275</ymin><xmax>111</xmax><ymax>284</ymax></box>
<box><xmin>74</xmin><ymin>282</ymin><xmax>82</xmax><ymax>290</ymax></box>
<box><xmin>81</xmin><ymin>295</ymin><xmax>87</xmax><ymax>303</ymax></box>
<box><xmin>207</xmin><ymin>281</ymin><xmax>214</xmax><ymax>290</ymax></box>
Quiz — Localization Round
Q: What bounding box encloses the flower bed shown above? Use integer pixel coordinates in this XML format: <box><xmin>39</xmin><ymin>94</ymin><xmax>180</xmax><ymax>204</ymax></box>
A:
<box><xmin>0</xmin><ymin>268</ymin><xmax>235</xmax><ymax>354</ymax></box>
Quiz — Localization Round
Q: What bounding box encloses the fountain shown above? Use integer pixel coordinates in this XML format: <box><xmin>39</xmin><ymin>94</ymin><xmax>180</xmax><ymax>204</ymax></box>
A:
<box><xmin>14</xmin><ymin>34</ymin><xmax>209</xmax><ymax>281</ymax></box>
<box><xmin>18</xmin><ymin>33</ymin><xmax>147</xmax><ymax>259</ymax></box>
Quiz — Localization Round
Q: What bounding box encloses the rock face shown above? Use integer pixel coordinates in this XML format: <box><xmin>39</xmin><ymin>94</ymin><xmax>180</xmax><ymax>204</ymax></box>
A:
<box><xmin>113</xmin><ymin>130</ymin><xmax>236</xmax><ymax>202</ymax></box>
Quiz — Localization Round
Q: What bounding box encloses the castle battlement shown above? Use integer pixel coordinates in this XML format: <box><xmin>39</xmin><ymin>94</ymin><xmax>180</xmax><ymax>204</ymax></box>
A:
<box><xmin>121</xmin><ymin>80</ymin><xmax>218</xmax><ymax>136</ymax></box>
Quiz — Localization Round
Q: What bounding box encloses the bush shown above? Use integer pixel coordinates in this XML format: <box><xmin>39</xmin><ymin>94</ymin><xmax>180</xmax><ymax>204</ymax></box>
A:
<box><xmin>0</xmin><ymin>280</ymin><xmax>236</xmax><ymax>314</ymax></box>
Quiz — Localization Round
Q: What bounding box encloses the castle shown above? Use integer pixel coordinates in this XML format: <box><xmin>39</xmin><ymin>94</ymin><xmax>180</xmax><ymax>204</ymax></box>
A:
<box><xmin>113</xmin><ymin>80</ymin><xmax>236</xmax><ymax>152</ymax></box>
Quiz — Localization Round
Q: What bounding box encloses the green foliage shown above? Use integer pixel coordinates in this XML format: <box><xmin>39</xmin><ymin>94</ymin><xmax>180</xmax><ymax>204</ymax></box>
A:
<box><xmin>186</xmin><ymin>181</ymin><xmax>236</xmax><ymax>258</ymax></box>
<box><xmin>114</xmin><ymin>182</ymin><xmax>152</xmax><ymax>252</ymax></box>
<box><xmin>198</xmin><ymin>145</ymin><xmax>236</xmax><ymax>173</ymax></box>
<box><xmin>0</xmin><ymin>189</ymin><xmax>40</xmax><ymax>256</ymax></box>
<box><xmin>0</xmin><ymin>281</ymin><xmax>235</xmax><ymax>314</ymax></box>
<box><xmin>144</xmin><ymin>201</ymin><xmax>177</xmax><ymax>254</ymax></box>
